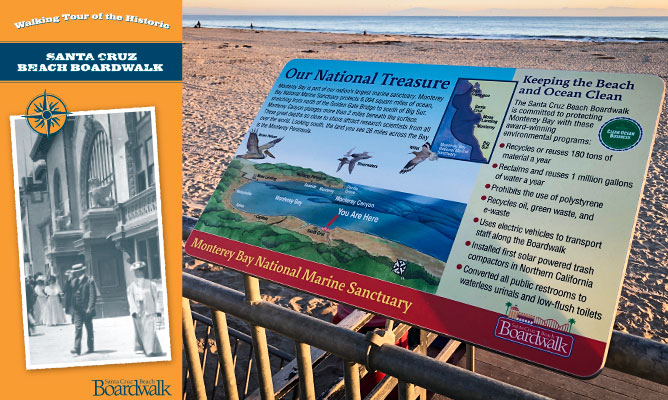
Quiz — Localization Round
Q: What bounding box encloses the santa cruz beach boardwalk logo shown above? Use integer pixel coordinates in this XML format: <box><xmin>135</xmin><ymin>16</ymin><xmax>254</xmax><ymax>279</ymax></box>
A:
<box><xmin>494</xmin><ymin>305</ymin><xmax>575</xmax><ymax>358</ymax></box>
<box><xmin>93</xmin><ymin>379</ymin><xmax>172</xmax><ymax>397</ymax></box>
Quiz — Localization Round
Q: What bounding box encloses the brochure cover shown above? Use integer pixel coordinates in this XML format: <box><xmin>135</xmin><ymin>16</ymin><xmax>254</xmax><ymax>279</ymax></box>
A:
<box><xmin>2</xmin><ymin>0</ymin><xmax>181</xmax><ymax>397</ymax></box>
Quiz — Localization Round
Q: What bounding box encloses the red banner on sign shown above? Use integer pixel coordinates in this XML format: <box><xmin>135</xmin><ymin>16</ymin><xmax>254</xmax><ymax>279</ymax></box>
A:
<box><xmin>185</xmin><ymin>229</ymin><xmax>607</xmax><ymax>377</ymax></box>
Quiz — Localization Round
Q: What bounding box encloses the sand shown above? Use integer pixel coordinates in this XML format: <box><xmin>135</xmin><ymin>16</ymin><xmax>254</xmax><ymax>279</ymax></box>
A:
<box><xmin>182</xmin><ymin>26</ymin><xmax>668</xmax><ymax>354</ymax></box>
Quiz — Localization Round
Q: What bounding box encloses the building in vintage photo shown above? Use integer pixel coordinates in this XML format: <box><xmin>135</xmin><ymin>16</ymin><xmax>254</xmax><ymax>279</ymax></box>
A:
<box><xmin>24</xmin><ymin>110</ymin><xmax>163</xmax><ymax>317</ymax></box>
<box><xmin>18</xmin><ymin>160</ymin><xmax>50</xmax><ymax>277</ymax></box>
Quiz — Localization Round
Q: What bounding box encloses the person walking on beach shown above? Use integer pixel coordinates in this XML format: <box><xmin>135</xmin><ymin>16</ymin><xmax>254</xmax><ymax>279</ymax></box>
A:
<box><xmin>44</xmin><ymin>276</ymin><xmax>67</xmax><ymax>326</ymax></box>
<box><xmin>66</xmin><ymin>264</ymin><xmax>96</xmax><ymax>356</ymax></box>
<box><xmin>250</xmin><ymin>22</ymin><xmax>253</xmax><ymax>30</ymax></box>
<box><xmin>127</xmin><ymin>261</ymin><xmax>163</xmax><ymax>356</ymax></box>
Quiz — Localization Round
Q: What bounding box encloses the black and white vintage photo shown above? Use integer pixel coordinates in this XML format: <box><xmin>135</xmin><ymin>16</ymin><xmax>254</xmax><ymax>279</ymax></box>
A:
<box><xmin>11</xmin><ymin>108</ymin><xmax>171</xmax><ymax>369</ymax></box>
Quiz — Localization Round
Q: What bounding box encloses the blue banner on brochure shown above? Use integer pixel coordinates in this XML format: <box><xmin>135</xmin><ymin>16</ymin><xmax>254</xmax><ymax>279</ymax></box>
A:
<box><xmin>0</xmin><ymin>42</ymin><xmax>181</xmax><ymax>81</ymax></box>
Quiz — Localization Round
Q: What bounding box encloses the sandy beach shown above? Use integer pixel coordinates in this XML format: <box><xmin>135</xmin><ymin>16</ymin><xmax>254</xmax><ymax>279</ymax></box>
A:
<box><xmin>182</xmin><ymin>26</ymin><xmax>668</xmax><ymax>351</ymax></box>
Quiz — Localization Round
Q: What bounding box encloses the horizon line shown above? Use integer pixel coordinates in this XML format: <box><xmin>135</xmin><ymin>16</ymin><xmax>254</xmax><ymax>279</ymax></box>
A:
<box><xmin>182</xmin><ymin>6</ymin><xmax>668</xmax><ymax>17</ymax></box>
<box><xmin>182</xmin><ymin>13</ymin><xmax>668</xmax><ymax>17</ymax></box>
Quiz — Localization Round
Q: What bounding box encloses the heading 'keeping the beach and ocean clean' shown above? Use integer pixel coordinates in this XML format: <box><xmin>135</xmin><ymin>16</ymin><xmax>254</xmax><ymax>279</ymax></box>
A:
<box><xmin>186</xmin><ymin>59</ymin><xmax>665</xmax><ymax>378</ymax></box>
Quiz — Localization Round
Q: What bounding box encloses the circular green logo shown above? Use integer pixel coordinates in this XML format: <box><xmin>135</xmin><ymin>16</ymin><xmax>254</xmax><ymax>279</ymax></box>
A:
<box><xmin>599</xmin><ymin>117</ymin><xmax>642</xmax><ymax>151</ymax></box>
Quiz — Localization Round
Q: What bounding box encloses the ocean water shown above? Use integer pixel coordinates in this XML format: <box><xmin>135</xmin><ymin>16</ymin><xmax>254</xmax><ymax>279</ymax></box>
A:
<box><xmin>183</xmin><ymin>15</ymin><xmax>668</xmax><ymax>42</ymax></box>
<box><xmin>230</xmin><ymin>180</ymin><xmax>466</xmax><ymax>262</ymax></box>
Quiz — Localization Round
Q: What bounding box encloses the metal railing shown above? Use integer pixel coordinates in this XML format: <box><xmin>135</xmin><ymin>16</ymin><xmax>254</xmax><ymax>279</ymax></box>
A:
<box><xmin>185</xmin><ymin>310</ymin><xmax>294</xmax><ymax>400</ymax></box>
<box><xmin>182</xmin><ymin>216</ymin><xmax>668</xmax><ymax>399</ymax></box>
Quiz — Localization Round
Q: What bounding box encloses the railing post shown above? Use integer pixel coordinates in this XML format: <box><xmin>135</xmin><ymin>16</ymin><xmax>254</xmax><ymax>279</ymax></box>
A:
<box><xmin>295</xmin><ymin>342</ymin><xmax>316</xmax><ymax>400</ymax></box>
<box><xmin>243</xmin><ymin>275</ymin><xmax>275</xmax><ymax>400</ymax></box>
<box><xmin>466</xmin><ymin>344</ymin><xmax>476</xmax><ymax>372</ymax></box>
<box><xmin>343</xmin><ymin>360</ymin><xmax>361</xmax><ymax>400</ymax></box>
<box><xmin>415</xmin><ymin>330</ymin><xmax>429</xmax><ymax>400</ymax></box>
<box><xmin>398</xmin><ymin>381</ymin><xmax>415</xmax><ymax>400</ymax></box>
<box><xmin>210</xmin><ymin>309</ymin><xmax>240</xmax><ymax>400</ymax></box>
<box><xmin>182</xmin><ymin>298</ymin><xmax>207</xmax><ymax>400</ymax></box>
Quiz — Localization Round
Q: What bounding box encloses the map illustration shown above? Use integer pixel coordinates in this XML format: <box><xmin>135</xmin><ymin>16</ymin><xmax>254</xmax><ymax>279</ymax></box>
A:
<box><xmin>194</xmin><ymin>159</ymin><xmax>466</xmax><ymax>294</ymax></box>
<box><xmin>431</xmin><ymin>78</ymin><xmax>517</xmax><ymax>163</ymax></box>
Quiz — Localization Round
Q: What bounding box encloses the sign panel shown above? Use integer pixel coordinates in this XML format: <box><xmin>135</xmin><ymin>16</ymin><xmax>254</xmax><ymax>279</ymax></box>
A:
<box><xmin>185</xmin><ymin>59</ymin><xmax>664</xmax><ymax>377</ymax></box>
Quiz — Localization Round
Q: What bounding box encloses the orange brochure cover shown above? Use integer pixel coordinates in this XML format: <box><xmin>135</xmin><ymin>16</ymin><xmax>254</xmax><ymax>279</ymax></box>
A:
<box><xmin>1</xmin><ymin>0</ymin><xmax>182</xmax><ymax>397</ymax></box>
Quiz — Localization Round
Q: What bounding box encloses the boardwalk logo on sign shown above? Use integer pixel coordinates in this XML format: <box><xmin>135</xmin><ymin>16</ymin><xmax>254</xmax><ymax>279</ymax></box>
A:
<box><xmin>506</xmin><ymin>305</ymin><xmax>573</xmax><ymax>332</ymax></box>
<box><xmin>494</xmin><ymin>317</ymin><xmax>574</xmax><ymax>358</ymax></box>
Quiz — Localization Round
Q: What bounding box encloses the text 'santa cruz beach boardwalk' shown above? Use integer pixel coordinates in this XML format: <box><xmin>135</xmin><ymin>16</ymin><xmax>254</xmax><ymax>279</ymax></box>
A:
<box><xmin>186</xmin><ymin>59</ymin><xmax>665</xmax><ymax>377</ymax></box>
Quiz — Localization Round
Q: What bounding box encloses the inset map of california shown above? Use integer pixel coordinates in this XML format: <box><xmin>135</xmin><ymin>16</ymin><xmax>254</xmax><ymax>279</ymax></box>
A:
<box><xmin>431</xmin><ymin>78</ymin><xmax>517</xmax><ymax>163</ymax></box>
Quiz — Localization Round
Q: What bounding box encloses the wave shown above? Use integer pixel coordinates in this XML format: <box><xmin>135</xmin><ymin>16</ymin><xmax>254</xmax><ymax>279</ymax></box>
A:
<box><xmin>421</xmin><ymin>33</ymin><xmax>668</xmax><ymax>42</ymax></box>
<box><xmin>185</xmin><ymin>25</ymin><xmax>668</xmax><ymax>43</ymax></box>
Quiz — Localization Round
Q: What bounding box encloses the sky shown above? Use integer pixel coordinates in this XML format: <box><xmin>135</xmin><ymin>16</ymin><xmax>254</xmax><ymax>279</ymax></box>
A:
<box><xmin>182</xmin><ymin>1</ymin><xmax>668</xmax><ymax>15</ymax></box>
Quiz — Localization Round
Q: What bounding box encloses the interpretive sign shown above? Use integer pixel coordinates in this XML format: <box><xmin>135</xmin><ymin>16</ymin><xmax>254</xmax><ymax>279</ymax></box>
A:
<box><xmin>186</xmin><ymin>59</ymin><xmax>665</xmax><ymax>377</ymax></box>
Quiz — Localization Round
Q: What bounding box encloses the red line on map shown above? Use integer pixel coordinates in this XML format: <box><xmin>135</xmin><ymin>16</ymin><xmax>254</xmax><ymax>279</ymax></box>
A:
<box><xmin>326</xmin><ymin>215</ymin><xmax>339</xmax><ymax>227</ymax></box>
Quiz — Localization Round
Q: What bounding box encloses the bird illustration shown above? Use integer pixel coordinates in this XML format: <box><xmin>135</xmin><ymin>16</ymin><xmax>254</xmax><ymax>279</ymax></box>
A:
<box><xmin>400</xmin><ymin>143</ymin><xmax>438</xmax><ymax>174</ymax></box>
<box><xmin>344</xmin><ymin>147</ymin><xmax>355</xmax><ymax>157</ymax></box>
<box><xmin>237</xmin><ymin>128</ymin><xmax>283</xmax><ymax>159</ymax></box>
<box><xmin>336</xmin><ymin>157</ymin><xmax>349</xmax><ymax>172</ymax></box>
<box><xmin>348</xmin><ymin>151</ymin><xmax>372</xmax><ymax>174</ymax></box>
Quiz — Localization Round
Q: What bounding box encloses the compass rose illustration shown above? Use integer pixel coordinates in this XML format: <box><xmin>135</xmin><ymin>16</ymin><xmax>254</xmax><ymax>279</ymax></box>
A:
<box><xmin>22</xmin><ymin>91</ymin><xmax>70</xmax><ymax>136</ymax></box>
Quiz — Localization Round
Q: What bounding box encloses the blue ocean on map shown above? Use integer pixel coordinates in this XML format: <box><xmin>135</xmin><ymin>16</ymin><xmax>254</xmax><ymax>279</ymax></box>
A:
<box><xmin>230</xmin><ymin>180</ymin><xmax>466</xmax><ymax>262</ymax></box>
<box><xmin>182</xmin><ymin>15</ymin><xmax>668</xmax><ymax>42</ymax></box>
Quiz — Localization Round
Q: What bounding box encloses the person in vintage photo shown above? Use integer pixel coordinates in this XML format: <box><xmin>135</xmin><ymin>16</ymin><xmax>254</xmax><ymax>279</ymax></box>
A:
<box><xmin>32</xmin><ymin>275</ymin><xmax>47</xmax><ymax>326</ymax></box>
<box><xmin>127</xmin><ymin>261</ymin><xmax>164</xmax><ymax>357</ymax></box>
<box><xmin>14</xmin><ymin>108</ymin><xmax>170</xmax><ymax>369</ymax></box>
<box><xmin>66</xmin><ymin>264</ymin><xmax>96</xmax><ymax>356</ymax></box>
<box><xmin>25</xmin><ymin>276</ymin><xmax>37</xmax><ymax>335</ymax></box>
<box><xmin>62</xmin><ymin>269</ymin><xmax>74</xmax><ymax>324</ymax></box>
<box><xmin>44</xmin><ymin>275</ymin><xmax>67</xmax><ymax>326</ymax></box>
